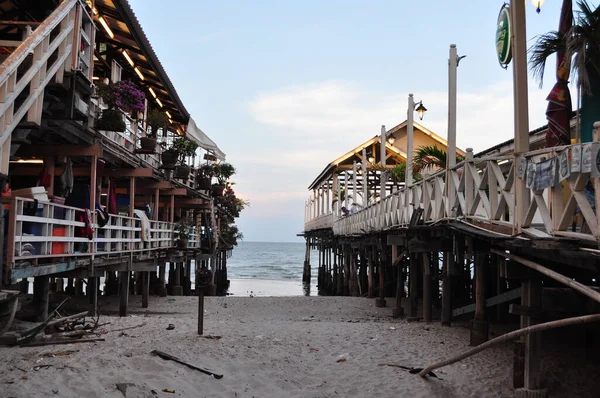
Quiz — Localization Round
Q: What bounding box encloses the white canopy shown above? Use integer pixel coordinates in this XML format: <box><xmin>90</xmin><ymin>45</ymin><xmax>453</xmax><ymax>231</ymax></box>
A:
<box><xmin>186</xmin><ymin>117</ymin><xmax>226</xmax><ymax>161</ymax></box>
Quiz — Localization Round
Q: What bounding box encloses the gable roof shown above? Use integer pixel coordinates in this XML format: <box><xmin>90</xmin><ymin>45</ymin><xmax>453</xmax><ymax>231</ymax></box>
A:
<box><xmin>386</xmin><ymin>120</ymin><xmax>466</xmax><ymax>156</ymax></box>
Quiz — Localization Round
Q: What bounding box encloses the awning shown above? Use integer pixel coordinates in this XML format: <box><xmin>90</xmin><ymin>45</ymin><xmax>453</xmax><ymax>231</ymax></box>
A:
<box><xmin>186</xmin><ymin>117</ymin><xmax>226</xmax><ymax>161</ymax></box>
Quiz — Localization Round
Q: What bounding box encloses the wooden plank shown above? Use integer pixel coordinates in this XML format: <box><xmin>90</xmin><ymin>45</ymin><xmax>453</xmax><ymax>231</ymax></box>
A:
<box><xmin>409</xmin><ymin>238</ymin><xmax>452</xmax><ymax>253</ymax></box>
<box><xmin>161</xmin><ymin>188</ymin><xmax>188</xmax><ymax>196</ymax></box>
<box><xmin>387</xmin><ymin>234</ymin><xmax>406</xmax><ymax>246</ymax></box>
<box><xmin>105</xmin><ymin>168</ymin><xmax>153</xmax><ymax>178</ymax></box>
<box><xmin>21</xmin><ymin>144</ymin><xmax>102</xmax><ymax>158</ymax></box>
<box><xmin>452</xmin><ymin>287</ymin><xmax>521</xmax><ymax>317</ymax></box>
<box><xmin>10</xmin><ymin>259</ymin><xmax>89</xmax><ymax>280</ymax></box>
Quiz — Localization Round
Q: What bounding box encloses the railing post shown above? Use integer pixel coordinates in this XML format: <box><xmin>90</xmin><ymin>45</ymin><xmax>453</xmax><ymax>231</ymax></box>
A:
<box><xmin>465</xmin><ymin>148</ymin><xmax>474</xmax><ymax>216</ymax></box>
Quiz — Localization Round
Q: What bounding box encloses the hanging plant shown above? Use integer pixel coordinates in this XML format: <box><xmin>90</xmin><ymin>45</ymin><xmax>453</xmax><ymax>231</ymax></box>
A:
<box><xmin>95</xmin><ymin>108</ymin><xmax>126</xmax><ymax>132</ymax></box>
<box><xmin>96</xmin><ymin>80</ymin><xmax>146</xmax><ymax>113</ymax></box>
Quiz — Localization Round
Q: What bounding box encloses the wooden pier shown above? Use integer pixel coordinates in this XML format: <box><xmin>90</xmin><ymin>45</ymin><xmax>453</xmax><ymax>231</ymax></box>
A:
<box><xmin>304</xmin><ymin>120</ymin><xmax>600</xmax><ymax>395</ymax></box>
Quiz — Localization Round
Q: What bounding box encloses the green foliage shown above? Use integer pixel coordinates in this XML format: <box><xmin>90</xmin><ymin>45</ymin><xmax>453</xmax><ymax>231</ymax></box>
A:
<box><xmin>175</xmin><ymin>221</ymin><xmax>190</xmax><ymax>240</ymax></box>
<box><xmin>389</xmin><ymin>163</ymin><xmax>406</xmax><ymax>183</ymax></box>
<box><xmin>146</xmin><ymin>108</ymin><xmax>169</xmax><ymax>137</ymax></box>
<box><xmin>412</xmin><ymin>145</ymin><xmax>464</xmax><ymax>173</ymax></box>
<box><xmin>220</xmin><ymin>224</ymin><xmax>243</xmax><ymax>247</ymax></box>
<box><xmin>172</xmin><ymin>137</ymin><xmax>199</xmax><ymax>165</ymax></box>
<box><xmin>214</xmin><ymin>162</ymin><xmax>236</xmax><ymax>185</ymax></box>
<box><xmin>529</xmin><ymin>0</ymin><xmax>600</xmax><ymax>94</ymax></box>
<box><xmin>96</xmin><ymin>109</ymin><xmax>126</xmax><ymax>132</ymax></box>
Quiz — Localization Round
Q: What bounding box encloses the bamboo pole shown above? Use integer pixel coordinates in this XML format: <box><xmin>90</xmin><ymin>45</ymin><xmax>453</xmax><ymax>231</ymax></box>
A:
<box><xmin>490</xmin><ymin>249</ymin><xmax>600</xmax><ymax>304</ymax></box>
<box><xmin>418</xmin><ymin>314</ymin><xmax>600</xmax><ymax>377</ymax></box>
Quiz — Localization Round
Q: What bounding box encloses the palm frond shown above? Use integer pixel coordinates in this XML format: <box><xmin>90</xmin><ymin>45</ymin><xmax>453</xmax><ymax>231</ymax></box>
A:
<box><xmin>412</xmin><ymin>145</ymin><xmax>448</xmax><ymax>172</ymax></box>
<box><xmin>528</xmin><ymin>31</ymin><xmax>564</xmax><ymax>89</ymax></box>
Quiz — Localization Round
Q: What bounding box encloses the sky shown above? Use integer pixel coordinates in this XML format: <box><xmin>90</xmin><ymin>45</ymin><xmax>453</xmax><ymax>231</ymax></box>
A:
<box><xmin>128</xmin><ymin>0</ymin><xmax>574</xmax><ymax>243</ymax></box>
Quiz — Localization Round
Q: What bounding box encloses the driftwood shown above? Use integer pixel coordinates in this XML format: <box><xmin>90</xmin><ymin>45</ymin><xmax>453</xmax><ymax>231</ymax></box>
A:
<box><xmin>418</xmin><ymin>313</ymin><xmax>600</xmax><ymax>377</ymax></box>
<box><xmin>20</xmin><ymin>337</ymin><xmax>105</xmax><ymax>347</ymax></box>
<box><xmin>151</xmin><ymin>349</ymin><xmax>223</xmax><ymax>379</ymax></box>
<box><xmin>99</xmin><ymin>322</ymin><xmax>146</xmax><ymax>334</ymax></box>
<box><xmin>17</xmin><ymin>298</ymin><xmax>70</xmax><ymax>345</ymax></box>
<box><xmin>44</xmin><ymin>330</ymin><xmax>89</xmax><ymax>339</ymax></box>
<box><xmin>0</xmin><ymin>297</ymin><xmax>19</xmax><ymax>335</ymax></box>
<box><xmin>46</xmin><ymin>311</ymin><xmax>89</xmax><ymax>328</ymax></box>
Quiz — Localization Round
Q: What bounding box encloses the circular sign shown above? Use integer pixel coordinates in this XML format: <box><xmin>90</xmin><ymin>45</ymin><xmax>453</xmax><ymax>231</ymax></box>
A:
<box><xmin>496</xmin><ymin>4</ymin><xmax>512</xmax><ymax>68</ymax></box>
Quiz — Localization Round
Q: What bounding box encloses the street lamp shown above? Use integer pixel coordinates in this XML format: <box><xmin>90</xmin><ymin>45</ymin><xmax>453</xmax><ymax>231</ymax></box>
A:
<box><xmin>406</xmin><ymin>94</ymin><xmax>427</xmax><ymax>186</ymax></box>
<box><xmin>532</xmin><ymin>0</ymin><xmax>545</xmax><ymax>13</ymax></box>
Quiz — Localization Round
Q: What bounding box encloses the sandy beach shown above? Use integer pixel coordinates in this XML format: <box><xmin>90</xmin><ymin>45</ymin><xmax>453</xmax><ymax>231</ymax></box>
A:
<box><xmin>0</xmin><ymin>295</ymin><xmax>597</xmax><ymax>398</ymax></box>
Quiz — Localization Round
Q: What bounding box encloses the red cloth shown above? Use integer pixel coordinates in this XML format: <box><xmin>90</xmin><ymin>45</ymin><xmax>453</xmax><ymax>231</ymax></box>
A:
<box><xmin>108</xmin><ymin>180</ymin><xmax>117</xmax><ymax>214</ymax></box>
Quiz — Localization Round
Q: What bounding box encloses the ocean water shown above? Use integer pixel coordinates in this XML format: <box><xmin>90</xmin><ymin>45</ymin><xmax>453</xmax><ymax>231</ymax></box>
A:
<box><xmin>227</xmin><ymin>241</ymin><xmax>319</xmax><ymax>297</ymax></box>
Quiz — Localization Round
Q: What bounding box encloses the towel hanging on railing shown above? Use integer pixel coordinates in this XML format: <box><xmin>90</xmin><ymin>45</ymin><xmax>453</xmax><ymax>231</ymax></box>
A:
<box><xmin>59</xmin><ymin>158</ymin><xmax>73</xmax><ymax>198</ymax></box>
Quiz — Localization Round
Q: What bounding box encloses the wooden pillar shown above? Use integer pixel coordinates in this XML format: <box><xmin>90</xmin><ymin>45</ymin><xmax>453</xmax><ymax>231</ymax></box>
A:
<box><xmin>441</xmin><ymin>251</ymin><xmax>453</xmax><ymax>326</ymax></box>
<box><xmin>33</xmin><ymin>276</ymin><xmax>49</xmax><ymax>321</ymax></box>
<box><xmin>350</xmin><ymin>250</ymin><xmax>359</xmax><ymax>296</ymax></box>
<box><xmin>470</xmin><ymin>251</ymin><xmax>489</xmax><ymax>346</ymax></box>
<box><xmin>423</xmin><ymin>254</ymin><xmax>432</xmax><ymax>322</ymax></box>
<box><xmin>169</xmin><ymin>195</ymin><xmax>175</xmax><ymax>224</ymax></box>
<box><xmin>172</xmin><ymin>262</ymin><xmax>183</xmax><ymax>296</ymax></box>
<box><xmin>376</xmin><ymin>245</ymin><xmax>386</xmax><ymax>307</ymax></box>
<box><xmin>303</xmin><ymin>238</ymin><xmax>311</xmax><ymax>283</ymax></box>
<box><xmin>367</xmin><ymin>247</ymin><xmax>375</xmax><ymax>298</ymax></box>
<box><xmin>119</xmin><ymin>271</ymin><xmax>130</xmax><ymax>317</ymax></box>
<box><xmin>44</xmin><ymin>156</ymin><xmax>55</xmax><ymax>196</ymax></box>
<box><xmin>409</xmin><ymin>254</ymin><xmax>418</xmax><ymax>317</ymax></box>
<box><xmin>158</xmin><ymin>264</ymin><xmax>167</xmax><ymax>297</ymax></box>
<box><xmin>141</xmin><ymin>271</ymin><xmax>149</xmax><ymax>308</ymax></box>
<box><xmin>89</xmin><ymin>277</ymin><xmax>98</xmax><ymax>316</ymax></box>
<box><xmin>343</xmin><ymin>247</ymin><xmax>350</xmax><ymax>296</ymax></box>
<box><xmin>90</xmin><ymin>155</ymin><xmax>98</xmax><ymax>214</ymax></box>
<box><xmin>522</xmin><ymin>279</ymin><xmax>542</xmax><ymax>391</ymax></box>
<box><xmin>392</xmin><ymin>245</ymin><xmax>404</xmax><ymax>317</ymax></box>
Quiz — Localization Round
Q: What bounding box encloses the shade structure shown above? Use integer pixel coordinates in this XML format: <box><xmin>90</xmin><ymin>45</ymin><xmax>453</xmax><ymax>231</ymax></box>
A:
<box><xmin>186</xmin><ymin>117</ymin><xmax>226</xmax><ymax>161</ymax></box>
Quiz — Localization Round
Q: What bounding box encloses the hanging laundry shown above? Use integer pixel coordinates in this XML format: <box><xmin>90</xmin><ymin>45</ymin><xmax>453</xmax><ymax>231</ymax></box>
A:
<box><xmin>59</xmin><ymin>158</ymin><xmax>74</xmax><ymax>198</ymax></box>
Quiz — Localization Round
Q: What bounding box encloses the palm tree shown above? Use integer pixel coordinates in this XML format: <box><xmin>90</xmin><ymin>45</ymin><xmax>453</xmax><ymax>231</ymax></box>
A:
<box><xmin>412</xmin><ymin>145</ymin><xmax>464</xmax><ymax>173</ymax></box>
<box><xmin>529</xmin><ymin>0</ymin><xmax>600</xmax><ymax>94</ymax></box>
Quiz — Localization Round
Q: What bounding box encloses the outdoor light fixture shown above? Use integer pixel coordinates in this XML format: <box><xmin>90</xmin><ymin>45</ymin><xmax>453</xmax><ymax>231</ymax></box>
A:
<box><xmin>368</xmin><ymin>156</ymin><xmax>375</xmax><ymax>163</ymax></box>
<box><xmin>387</xmin><ymin>135</ymin><xmax>396</xmax><ymax>145</ymax></box>
<box><xmin>156</xmin><ymin>98</ymin><xmax>163</xmax><ymax>107</ymax></box>
<box><xmin>134</xmin><ymin>67</ymin><xmax>144</xmax><ymax>80</ymax></box>
<box><xmin>532</xmin><ymin>0</ymin><xmax>545</xmax><ymax>13</ymax></box>
<box><xmin>98</xmin><ymin>17</ymin><xmax>114</xmax><ymax>39</ymax></box>
<box><xmin>149</xmin><ymin>87</ymin><xmax>157</xmax><ymax>98</ymax></box>
<box><xmin>415</xmin><ymin>101</ymin><xmax>427</xmax><ymax>120</ymax></box>
<box><xmin>166</xmin><ymin>111</ymin><xmax>172</xmax><ymax>118</ymax></box>
<box><xmin>122</xmin><ymin>50</ymin><xmax>134</xmax><ymax>67</ymax></box>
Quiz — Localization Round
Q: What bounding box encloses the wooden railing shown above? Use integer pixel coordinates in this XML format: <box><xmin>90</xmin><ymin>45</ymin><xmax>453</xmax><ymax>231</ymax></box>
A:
<box><xmin>0</xmin><ymin>0</ymin><xmax>86</xmax><ymax>174</ymax></box>
<box><xmin>4</xmin><ymin>197</ymin><xmax>206</xmax><ymax>277</ymax></box>
<box><xmin>307</xmin><ymin>142</ymin><xmax>599</xmax><ymax>242</ymax></box>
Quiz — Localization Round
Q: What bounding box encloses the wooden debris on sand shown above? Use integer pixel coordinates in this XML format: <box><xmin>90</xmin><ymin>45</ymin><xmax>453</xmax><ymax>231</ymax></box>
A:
<box><xmin>151</xmin><ymin>349</ymin><xmax>223</xmax><ymax>379</ymax></box>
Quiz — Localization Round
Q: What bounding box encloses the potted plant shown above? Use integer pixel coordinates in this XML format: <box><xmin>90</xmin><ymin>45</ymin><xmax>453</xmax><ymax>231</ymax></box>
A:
<box><xmin>95</xmin><ymin>80</ymin><xmax>145</xmax><ymax>132</ymax></box>
<box><xmin>172</xmin><ymin>137</ymin><xmax>199</xmax><ymax>179</ymax></box>
<box><xmin>142</xmin><ymin>108</ymin><xmax>168</xmax><ymax>152</ymax></box>
<box><xmin>212</xmin><ymin>162</ymin><xmax>236</xmax><ymax>197</ymax></box>
<box><xmin>197</xmin><ymin>163</ymin><xmax>214</xmax><ymax>190</ymax></box>
<box><xmin>175</xmin><ymin>222</ymin><xmax>190</xmax><ymax>249</ymax></box>
<box><xmin>160</xmin><ymin>142</ymin><xmax>178</xmax><ymax>169</ymax></box>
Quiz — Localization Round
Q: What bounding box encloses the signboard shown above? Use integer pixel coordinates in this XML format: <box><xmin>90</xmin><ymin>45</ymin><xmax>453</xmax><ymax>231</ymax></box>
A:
<box><xmin>496</xmin><ymin>4</ymin><xmax>512</xmax><ymax>68</ymax></box>
<box><xmin>535</xmin><ymin>158</ymin><xmax>556</xmax><ymax>190</ymax></box>
<box><xmin>571</xmin><ymin>144</ymin><xmax>582</xmax><ymax>173</ymax></box>
<box><xmin>517</xmin><ymin>155</ymin><xmax>527</xmax><ymax>179</ymax></box>
<box><xmin>558</xmin><ymin>149</ymin><xmax>570</xmax><ymax>182</ymax></box>
<box><xmin>582</xmin><ymin>143</ymin><xmax>592</xmax><ymax>173</ymax></box>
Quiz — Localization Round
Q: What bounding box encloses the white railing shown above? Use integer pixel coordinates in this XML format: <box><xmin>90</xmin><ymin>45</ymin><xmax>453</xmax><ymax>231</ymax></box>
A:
<box><xmin>4</xmin><ymin>197</ymin><xmax>189</xmax><ymax>275</ymax></box>
<box><xmin>0</xmin><ymin>0</ymin><xmax>83</xmax><ymax>174</ymax></box>
<box><xmin>315</xmin><ymin>141</ymin><xmax>600</xmax><ymax>241</ymax></box>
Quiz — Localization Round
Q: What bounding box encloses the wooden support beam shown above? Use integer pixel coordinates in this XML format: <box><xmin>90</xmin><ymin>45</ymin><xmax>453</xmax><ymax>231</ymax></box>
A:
<box><xmin>105</xmin><ymin>168</ymin><xmax>153</xmax><ymax>178</ymax></box>
<box><xmin>441</xmin><ymin>252</ymin><xmax>452</xmax><ymax>326</ymax></box>
<box><xmin>10</xmin><ymin>165</ymin><xmax>91</xmax><ymax>176</ymax></box>
<box><xmin>409</xmin><ymin>238</ymin><xmax>453</xmax><ymax>253</ymax></box>
<box><xmin>470</xmin><ymin>252</ymin><xmax>489</xmax><ymax>346</ymax></box>
<box><xmin>161</xmin><ymin>188</ymin><xmax>188</xmax><ymax>196</ymax></box>
<box><xmin>22</xmin><ymin>145</ymin><xmax>102</xmax><ymax>158</ymax></box>
<box><xmin>129</xmin><ymin>177</ymin><xmax>135</xmax><ymax>217</ymax></box>
<box><xmin>387</xmin><ymin>234</ymin><xmax>406</xmax><ymax>246</ymax></box>
<box><xmin>135</xmin><ymin>181</ymin><xmax>172</xmax><ymax>190</ymax></box>
<box><xmin>423</xmin><ymin>254</ymin><xmax>432</xmax><ymax>323</ymax></box>
<box><xmin>453</xmin><ymin>287</ymin><xmax>522</xmax><ymax>317</ymax></box>
<box><xmin>522</xmin><ymin>279</ymin><xmax>542</xmax><ymax>390</ymax></box>
<box><xmin>409</xmin><ymin>255</ymin><xmax>418</xmax><ymax>317</ymax></box>
<box><xmin>141</xmin><ymin>272</ymin><xmax>149</xmax><ymax>309</ymax></box>
<box><xmin>119</xmin><ymin>271</ymin><xmax>130</xmax><ymax>317</ymax></box>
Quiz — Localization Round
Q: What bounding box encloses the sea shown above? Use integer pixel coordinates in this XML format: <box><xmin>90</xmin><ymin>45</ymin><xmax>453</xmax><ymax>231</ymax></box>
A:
<box><xmin>226</xmin><ymin>241</ymin><xmax>319</xmax><ymax>297</ymax></box>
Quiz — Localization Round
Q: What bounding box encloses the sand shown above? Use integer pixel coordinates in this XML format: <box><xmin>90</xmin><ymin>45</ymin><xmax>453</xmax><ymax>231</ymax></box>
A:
<box><xmin>0</xmin><ymin>295</ymin><xmax>523</xmax><ymax>398</ymax></box>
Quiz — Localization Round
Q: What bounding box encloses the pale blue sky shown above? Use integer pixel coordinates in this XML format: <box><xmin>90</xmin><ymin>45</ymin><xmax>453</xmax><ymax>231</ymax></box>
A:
<box><xmin>129</xmin><ymin>0</ymin><xmax>572</xmax><ymax>242</ymax></box>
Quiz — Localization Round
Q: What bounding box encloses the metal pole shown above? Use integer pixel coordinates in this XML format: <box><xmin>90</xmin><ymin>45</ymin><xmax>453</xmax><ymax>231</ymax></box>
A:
<box><xmin>510</xmin><ymin>0</ymin><xmax>530</xmax><ymax>232</ymax></box>
<box><xmin>362</xmin><ymin>148</ymin><xmax>368</xmax><ymax>205</ymax></box>
<box><xmin>407</xmin><ymin>94</ymin><xmax>415</xmax><ymax>186</ymax></box>
<box><xmin>447</xmin><ymin>45</ymin><xmax>457</xmax><ymax>170</ymax></box>
<box><xmin>352</xmin><ymin>161</ymin><xmax>358</xmax><ymax>207</ymax></box>
<box><xmin>380</xmin><ymin>125</ymin><xmax>387</xmax><ymax>199</ymax></box>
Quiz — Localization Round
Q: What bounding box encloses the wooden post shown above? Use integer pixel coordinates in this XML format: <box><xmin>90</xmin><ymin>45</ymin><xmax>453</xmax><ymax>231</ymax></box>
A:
<box><xmin>119</xmin><ymin>271</ymin><xmax>130</xmax><ymax>317</ymax></box>
<box><xmin>158</xmin><ymin>265</ymin><xmax>167</xmax><ymax>297</ymax></box>
<box><xmin>423</xmin><ymin>254</ymin><xmax>432</xmax><ymax>322</ymax></box>
<box><xmin>302</xmin><ymin>238</ymin><xmax>311</xmax><ymax>283</ymax></box>
<box><xmin>141</xmin><ymin>271</ymin><xmax>149</xmax><ymax>308</ymax></box>
<box><xmin>409</xmin><ymin>254</ymin><xmax>418</xmax><ymax>317</ymax></box>
<box><xmin>522</xmin><ymin>279</ymin><xmax>542</xmax><ymax>391</ymax></box>
<box><xmin>89</xmin><ymin>277</ymin><xmax>98</xmax><ymax>317</ymax></box>
<box><xmin>470</xmin><ymin>251</ymin><xmax>489</xmax><ymax>345</ymax></box>
<box><xmin>441</xmin><ymin>251</ymin><xmax>452</xmax><ymax>326</ymax></box>
<box><xmin>392</xmin><ymin>245</ymin><xmax>404</xmax><ymax>317</ymax></box>
<box><xmin>172</xmin><ymin>262</ymin><xmax>183</xmax><ymax>296</ymax></box>
<box><xmin>44</xmin><ymin>156</ymin><xmax>55</xmax><ymax>196</ymax></box>
<box><xmin>33</xmin><ymin>276</ymin><xmax>49</xmax><ymax>321</ymax></box>
<box><xmin>376</xmin><ymin>245</ymin><xmax>386</xmax><ymax>307</ymax></box>
<box><xmin>367</xmin><ymin>247</ymin><xmax>375</xmax><ymax>298</ymax></box>
<box><xmin>198</xmin><ymin>287</ymin><xmax>204</xmax><ymax>334</ymax></box>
